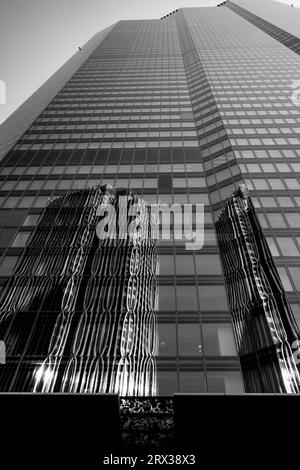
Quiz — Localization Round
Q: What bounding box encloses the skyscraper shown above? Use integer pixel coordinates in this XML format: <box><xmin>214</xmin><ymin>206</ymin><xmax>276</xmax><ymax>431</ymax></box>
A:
<box><xmin>0</xmin><ymin>0</ymin><xmax>300</xmax><ymax>398</ymax></box>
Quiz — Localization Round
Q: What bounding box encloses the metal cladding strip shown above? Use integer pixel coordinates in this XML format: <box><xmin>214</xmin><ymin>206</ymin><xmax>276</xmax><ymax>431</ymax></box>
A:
<box><xmin>215</xmin><ymin>183</ymin><xmax>300</xmax><ymax>393</ymax></box>
<box><xmin>0</xmin><ymin>184</ymin><xmax>158</xmax><ymax>395</ymax></box>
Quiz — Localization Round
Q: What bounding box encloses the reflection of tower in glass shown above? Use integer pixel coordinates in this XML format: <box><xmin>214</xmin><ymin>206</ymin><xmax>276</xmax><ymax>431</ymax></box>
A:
<box><xmin>215</xmin><ymin>184</ymin><xmax>300</xmax><ymax>393</ymax></box>
<box><xmin>0</xmin><ymin>184</ymin><xmax>158</xmax><ymax>396</ymax></box>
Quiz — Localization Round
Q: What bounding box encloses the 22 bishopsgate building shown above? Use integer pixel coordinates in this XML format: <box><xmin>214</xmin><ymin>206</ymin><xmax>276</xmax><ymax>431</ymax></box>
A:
<box><xmin>1</xmin><ymin>0</ymin><xmax>300</xmax><ymax>398</ymax></box>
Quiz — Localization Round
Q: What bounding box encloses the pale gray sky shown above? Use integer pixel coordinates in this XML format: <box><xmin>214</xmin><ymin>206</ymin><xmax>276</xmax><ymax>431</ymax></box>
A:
<box><xmin>0</xmin><ymin>0</ymin><xmax>299</xmax><ymax>125</ymax></box>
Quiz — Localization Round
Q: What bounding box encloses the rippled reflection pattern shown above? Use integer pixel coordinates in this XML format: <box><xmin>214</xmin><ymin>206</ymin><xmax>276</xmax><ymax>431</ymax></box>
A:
<box><xmin>0</xmin><ymin>185</ymin><xmax>158</xmax><ymax>396</ymax></box>
<box><xmin>216</xmin><ymin>184</ymin><xmax>300</xmax><ymax>393</ymax></box>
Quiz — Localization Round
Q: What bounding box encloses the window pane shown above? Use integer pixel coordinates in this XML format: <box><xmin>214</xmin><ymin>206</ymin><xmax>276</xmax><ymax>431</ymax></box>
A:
<box><xmin>269</xmin><ymin>179</ymin><xmax>284</xmax><ymax>190</ymax></box>
<box><xmin>277</xmin><ymin>267</ymin><xmax>293</xmax><ymax>291</ymax></box>
<box><xmin>289</xmin><ymin>268</ymin><xmax>300</xmax><ymax>290</ymax></box>
<box><xmin>198</xmin><ymin>285</ymin><xmax>228</xmax><ymax>311</ymax></box>
<box><xmin>291</xmin><ymin>304</ymin><xmax>300</xmax><ymax>328</ymax></box>
<box><xmin>179</xmin><ymin>371</ymin><xmax>206</xmax><ymax>393</ymax></box>
<box><xmin>158</xmin><ymin>285</ymin><xmax>175</xmax><ymax>311</ymax></box>
<box><xmin>18</xmin><ymin>197</ymin><xmax>35</xmax><ymax>208</ymax></box>
<box><xmin>285</xmin><ymin>213</ymin><xmax>300</xmax><ymax>228</ymax></box>
<box><xmin>23</xmin><ymin>214</ymin><xmax>40</xmax><ymax>226</ymax></box>
<box><xmin>6</xmin><ymin>210</ymin><xmax>27</xmax><ymax>226</ymax></box>
<box><xmin>43</xmin><ymin>180</ymin><xmax>58</xmax><ymax>190</ymax></box>
<box><xmin>195</xmin><ymin>254</ymin><xmax>222</xmax><ymax>275</ymax></box>
<box><xmin>260</xmin><ymin>197</ymin><xmax>276</xmax><ymax>208</ymax></box>
<box><xmin>176</xmin><ymin>286</ymin><xmax>198</xmax><ymax>311</ymax></box>
<box><xmin>158</xmin><ymin>255</ymin><xmax>174</xmax><ymax>275</ymax></box>
<box><xmin>33</xmin><ymin>197</ymin><xmax>49</xmax><ymax>208</ymax></box>
<box><xmin>203</xmin><ymin>323</ymin><xmax>237</xmax><ymax>356</ymax></box>
<box><xmin>253</xmin><ymin>180</ymin><xmax>268</xmax><ymax>190</ymax></box>
<box><xmin>0</xmin><ymin>229</ymin><xmax>17</xmax><ymax>247</ymax></box>
<box><xmin>178</xmin><ymin>324</ymin><xmax>202</xmax><ymax>356</ymax></box>
<box><xmin>12</xmin><ymin>232</ymin><xmax>31</xmax><ymax>248</ymax></box>
<box><xmin>15</xmin><ymin>181</ymin><xmax>29</xmax><ymax>190</ymax></box>
<box><xmin>204</xmin><ymin>229</ymin><xmax>217</xmax><ymax>245</ymax></box>
<box><xmin>277</xmin><ymin>238</ymin><xmax>299</xmax><ymax>256</ymax></box>
<box><xmin>28</xmin><ymin>180</ymin><xmax>44</xmax><ymax>190</ymax></box>
<box><xmin>57</xmin><ymin>180</ymin><xmax>72</xmax><ymax>190</ymax></box>
<box><xmin>266</xmin><ymin>237</ymin><xmax>279</xmax><ymax>256</ymax></box>
<box><xmin>0</xmin><ymin>210</ymin><xmax>10</xmax><ymax>225</ymax></box>
<box><xmin>3</xmin><ymin>197</ymin><xmax>19</xmax><ymax>208</ymax></box>
<box><xmin>157</xmin><ymin>371</ymin><xmax>178</xmax><ymax>395</ymax></box>
<box><xmin>158</xmin><ymin>324</ymin><xmax>176</xmax><ymax>356</ymax></box>
<box><xmin>267</xmin><ymin>213</ymin><xmax>286</xmax><ymax>228</ymax></box>
<box><xmin>0</xmin><ymin>256</ymin><xmax>19</xmax><ymax>276</ymax></box>
<box><xmin>277</xmin><ymin>197</ymin><xmax>293</xmax><ymax>207</ymax></box>
<box><xmin>207</xmin><ymin>371</ymin><xmax>244</xmax><ymax>393</ymax></box>
<box><xmin>175</xmin><ymin>255</ymin><xmax>195</xmax><ymax>275</ymax></box>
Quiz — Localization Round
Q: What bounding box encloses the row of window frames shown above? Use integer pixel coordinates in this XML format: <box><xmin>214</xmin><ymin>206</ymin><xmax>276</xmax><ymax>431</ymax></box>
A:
<box><xmin>0</xmin><ymin>367</ymin><xmax>243</xmax><ymax>395</ymax></box>
<box><xmin>158</xmin><ymin>285</ymin><xmax>228</xmax><ymax>312</ymax></box>
<box><xmin>267</xmin><ymin>237</ymin><xmax>300</xmax><ymax>257</ymax></box>
<box><xmin>0</xmin><ymin>177</ymin><xmax>208</xmax><ymax>191</ymax></box>
<box><xmin>157</xmin><ymin>254</ymin><xmax>222</xmax><ymax>276</ymax></box>
<box><xmin>43</xmin><ymin>108</ymin><xmax>194</xmax><ymax>115</ymax></box>
<box><xmin>56</xmin><ymin>90</ymin><xmax>191</xmax><ymax>95</ymax></box>
<box><xmin>21</xmin><ymin>131</ymin><xmax>198</xmax><ymax>140</ymax></box>
<box><xmin>246</xmin><ymin>178</ymin><xmax>300</xmax><ymax>191</ymax></box>
<box><xmin>0</xmin><ymin>228</ymin><xmax>218</xmax><ymax>250</ymax></box>
<box><xmin>0</xmin><ymin>196</ymin><xmax>49</xmax><ymax>209</ymax></box>
<box><xmin>252</xmin><ymin>196</ymin><xmax>300</xmax><ymax>209</ymax></box>
<box><xmin>13</xmin><ymin>141</ymin><xmax>201</xmax><ymax>150</ymax></box>
<box><xmin>36</xmin><ymin>118</ymin><xmax>194</xmax><ymax>125</ymax></box>
<box><xmin>0</xmin><ymin>196</ymin><xmax>216</xmax><ymax>212</ymax></box>
<box><xmin>0</xmin><ymin>211</ymin><xmax>215</xmax><ymax>231</ymax></box>
<box><xmin>29</xmin><ymin>122</ymin><xmax>196</xmax><ymax>131</ymax></box>
<box><xmin>0</xmin><ymin>233</ymin><xmax>223</xmax><ymax>276</ymax></box>
<box><xmin>230</xmin><ymin>138</ymin><xmax>300</xmax><ymax>146</ymax></box>
<box><xmin>0</xmin><ymin>164</ymin><xmax>204</xmax><ymax>176</ymax></box>
<box><xmin>223</xmin><ymin>110</ymin><xmax>300</xmax><ymax>118</ymax></box>
<box><xmin>51</xmin><ymin>99</ymin><xmax>193</xmax><ymax>106</ymax></box>
<box><xmin>0</xmin><ymin>253</ymin><xmax>299</xmax><ymax>300</ymax></box>
<box><xmin>240</xmin><ymin>163</ymin><xmax>300</xmax><ymax>173</ymax></box>
<box><xmin>227</xmin><ymin>127</ymin><xmax>300</xmax><ymax>136</ymax></box>
<box><xmin>0</xmin><ymin>319</ymin><xmax>236</xmax><ymax>358</ymax></box>
<box><xmin>236</xmin><ymin>149</ymin><xmax>300</xmax><ymax>159</ymax></box>
<box><xmin>257</xmin><ymin>212</ymin><xmax>300</xmax><ymax>229</ymax></box>
<box><xmin>38</xmin><ymin>113</ymin><xmax>193</xmax><ymax>121</ymax></box>
<box><xmin>47</xmin><ymin>103</ymin><xmax>194</xmax><ymax>110</ymax></box>
<box><xmin>0</xmin><ymin>258</ymin><xmax>227</xmax><ymax>312</ymax></box>
<box><xmin>57</xmin><ymin>93</ymin><xmax>191</xmax><ymax>99</ymax></box>
<box><xmin>0</xmin><ymin>164</ymin><xmax>205</xmax><ymax>177</ymax></box>
<box><xmin>158</xmin><ymin>370</ymin><xmax>244</xmax><ymax>394</ymax></box>
<box><xmin>157</xmin><ymin>322</ymin><xmax>237</xmax><ymax>357</ymax></box>
<box><xmin>0</xmin><ymin>160</ymin><xmax>240</xmax><ymax>176</ymax></box>
<box><xmin>202</xmin><ymin>129</ymin><xmax>300</xmax><ymax>147</ymax></box>
<box><xmin>0</xmin><ymin>200</ymin><xmax>217</xmax><ymax>224</ymax></box>
<box><xmin>203</xmin><ymin>102</ymin><xmax>300</xmax><ymax>114</ymax></box>
<box><xmin>0</xmin><ymin>232</ymin><xmax>218</xmax><ymax>253</ymax></box>
<box><xmin>223</xmin><ymin>119</ymin><xmax>300</xmax><ymax>125</ymax></box>
<box><xmin>64</xmin><ymin>81</ymin><xmax>189</xmax><ymax>87</ymax></box>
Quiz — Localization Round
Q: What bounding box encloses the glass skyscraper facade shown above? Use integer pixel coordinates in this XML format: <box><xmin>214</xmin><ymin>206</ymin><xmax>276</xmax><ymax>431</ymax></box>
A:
<box><xmin>0</xmin><ymin>0</ymin><xmax>300</xmax><ymax>396</ymax></box>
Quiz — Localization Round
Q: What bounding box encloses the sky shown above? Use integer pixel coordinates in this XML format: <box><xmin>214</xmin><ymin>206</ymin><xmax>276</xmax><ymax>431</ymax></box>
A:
<box><xmin>0</xmin><ymin>0</ymin><xmax>299</xmax><ymax>125</ymax></box>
